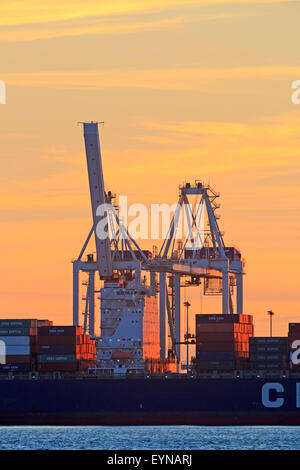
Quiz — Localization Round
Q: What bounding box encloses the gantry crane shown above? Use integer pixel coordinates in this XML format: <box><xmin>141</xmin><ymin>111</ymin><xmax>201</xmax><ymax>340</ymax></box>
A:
<box><xmin>72</xmin><ymin>122</ymin><xmax>244</xmax><ymax>371</ymax></box>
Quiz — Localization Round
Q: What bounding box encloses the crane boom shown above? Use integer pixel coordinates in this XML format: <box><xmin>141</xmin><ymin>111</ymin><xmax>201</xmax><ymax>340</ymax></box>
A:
<box><xmin>83</xmin><ymin>122</ymin><xmax>112</xmax><ymax>279</ymax></box>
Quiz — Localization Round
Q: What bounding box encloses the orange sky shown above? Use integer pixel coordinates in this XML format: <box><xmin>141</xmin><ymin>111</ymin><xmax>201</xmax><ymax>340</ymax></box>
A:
<box><xmin>0</xmin><ymin>0</ymin><xmax>299</xmax><ymax>338</ymax></box>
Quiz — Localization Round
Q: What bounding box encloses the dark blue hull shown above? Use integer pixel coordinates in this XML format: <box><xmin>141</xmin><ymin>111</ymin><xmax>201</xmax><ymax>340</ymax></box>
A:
<box><xmin>0</xmin><ymin>378</ymin><xmax>299</xmax><ymax>425</ymax></box>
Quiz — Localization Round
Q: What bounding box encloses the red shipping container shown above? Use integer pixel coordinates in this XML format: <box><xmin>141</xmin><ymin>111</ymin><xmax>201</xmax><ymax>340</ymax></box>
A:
<box><xmin>196</xmin><ymin>332</ymin><xmax>235</xmax><ymax>343</ymax></box>
<box><xmin>38</xmin><ymin>326</ymin><xmax>82</xmax><ymax>336</ymax></box>
<box><xmin>196</xmin><ymin>323</ymin><xmax>241</xmax><ymax>333</ymax></box>
<box><xmin>37</xmin><ymin>336</ymin><xmax>82</xmax><ymax>346</ymax></box>
<box><xmin>196</xmin><ymin>331</ymin><xmax>252</xmax><ymax>342</ymax></box>
<box><xmin>196</xmin><ymin>314</ymin><xmax>253</xmax><ymax>324</ymax></box>
<box><xmin>287</xmin><ymin>333</ymin><xmax>300</xmax><ymax>344</ymax></box>
<box><xmin>5</xmin><ymin>355</ymin><xmax>31</xmax><ymax>363</ymax></box>
<box><xmin>289</xmin><ymin>324</ymin><xmax>300</xmax><ymax>334</ymax></box>
<box><xmin>37</xmin><ymin>320</ymin><xmax>53</xmax><ymax>327</ymax></box>
<box><xmin>197</xmin><ymin>342</ymin><xmax>236</xmax><ymax>352</ymax></box>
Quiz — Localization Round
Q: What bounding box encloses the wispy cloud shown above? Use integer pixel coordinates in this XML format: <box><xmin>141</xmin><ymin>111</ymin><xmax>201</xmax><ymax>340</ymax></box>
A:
<box><xmin>0</xmin><ymin>1</ymin><xmax>295</xmax><ymax>27</ymax></box>
<box><xmin>2</xmin><ymin>65</ymin><xmax>300</xmax><ymax>91</ymax></box>
<box><xmin>0</xmin><ymin>0</ymin><xmax>296</xmax><ymax>41</ymax></box>
<box><xmin>129</xmin><ymin>112</ymin><xmax>300</xmax><ymax>176</ymax></box>
<box><xmin>0</xmin><ymin>14</ymin><xmax>187</xmax><ymax>42</ymax></box>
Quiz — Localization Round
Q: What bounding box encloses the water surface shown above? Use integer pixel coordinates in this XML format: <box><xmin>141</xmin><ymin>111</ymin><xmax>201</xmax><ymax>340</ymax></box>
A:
<box><xmin>0</xmin><ymin>426</ymin><xmax>299</xmax><ymax>450</ymax></box>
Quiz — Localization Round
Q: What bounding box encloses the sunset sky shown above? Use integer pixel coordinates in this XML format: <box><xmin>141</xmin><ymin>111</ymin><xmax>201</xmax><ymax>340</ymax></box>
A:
<box><xmin>0</xmin><ymin>0</ymin><xmax>299</xmax><ymax>338</ymax></box>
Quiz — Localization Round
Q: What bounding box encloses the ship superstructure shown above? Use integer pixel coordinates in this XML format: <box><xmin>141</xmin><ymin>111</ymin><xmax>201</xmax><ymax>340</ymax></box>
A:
<box><xmin>96</xmin><ymin>280</ymin><xmax>160</xmax><ymax>374</ymax></box>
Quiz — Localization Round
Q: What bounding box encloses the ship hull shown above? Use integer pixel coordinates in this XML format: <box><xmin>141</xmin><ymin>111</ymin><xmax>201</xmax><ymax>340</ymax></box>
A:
<box><xmin>0</xmin><ymin>378</ymin><xmax>299</xmax><ymax>425</ymax></box>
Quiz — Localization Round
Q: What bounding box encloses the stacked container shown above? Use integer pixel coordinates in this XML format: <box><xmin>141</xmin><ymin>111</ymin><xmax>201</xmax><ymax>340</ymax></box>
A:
<box><xmin>249</xmin><ymin>337</ymin><xmax>287</xmax><ymax>370</ymax></box>
<box><xmin>37</xmin><ymin>326</ymin><xmax>96</xmax><ymax>373</ymax></box>
<box><xmin>0</xmin><ymin>319</ymin><xmax>52</xmax><ymax>373</ymax></box>
<box><xmin>288</xmin><ymin>323</ymin><xmax>300</xmax><ymax>371</ymax></box>
<box><xmin>195</xmin><ymin>314</ymin><xmax>254</xmax><ymax>371</ymax></box>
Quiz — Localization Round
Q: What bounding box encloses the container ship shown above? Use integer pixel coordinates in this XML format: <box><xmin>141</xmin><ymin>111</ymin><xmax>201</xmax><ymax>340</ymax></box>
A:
<box><xmin>0</xmin><ymin>122</ymin><xmax>299</xmax><ymax>425</ymax></box>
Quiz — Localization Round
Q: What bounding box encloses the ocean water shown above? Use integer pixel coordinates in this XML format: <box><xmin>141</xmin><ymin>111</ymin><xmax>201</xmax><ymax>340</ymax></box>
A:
<box><xmin>0</xmin><ymin>426</ymin><xmax>299</xmax><ymax>450</ymax></box>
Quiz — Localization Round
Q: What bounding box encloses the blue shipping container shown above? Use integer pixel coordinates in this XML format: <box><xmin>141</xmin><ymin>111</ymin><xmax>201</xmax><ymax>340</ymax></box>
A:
<box><xmin>0</xmin><ymin>363</ymin><xmax>31</xmax><ymax>372</ymax></box>
<box><xmin>196</xmin><ymin>351</ymin><xmax>235</xmax><ymax>361</ymax></box>
<box><xmin>196</xmin><ymin>360</ymin><xmax>235</xmax><ymax>370</ymax></box>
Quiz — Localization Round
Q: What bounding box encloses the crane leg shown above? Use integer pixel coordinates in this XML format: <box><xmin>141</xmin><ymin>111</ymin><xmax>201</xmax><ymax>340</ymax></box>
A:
<box><xmin>222</xmin><ymin>269</ymin><xmax>229</xmax><ymax>315</ymax></box>
<box><xmin>159</xmin><ymin>272</ymin><xmax>166</xmax><ymax>359</ymax></box>
<box><xmin>174</xmin><ymin>273</ymin><xmax>181</xmax><ymax>366</ymax></box>
<box><xmin>236</xmin><ymin>272</ymin><xmax>243</xmax><ymax>314</ymax></box>
<box><xmin>89</xmin><ymin>271</ymin><xmax>95</xmax><ymax>336</ymax></box>
<box><xmin>73</xmin><ymin>263</ymin><xmax>79</xmax><ymax>326</ymax></box>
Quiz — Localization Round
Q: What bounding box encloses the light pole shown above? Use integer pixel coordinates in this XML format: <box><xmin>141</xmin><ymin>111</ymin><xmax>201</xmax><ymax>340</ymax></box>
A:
<box><xmin>184</xmin><ymin>301</ymin><xmax>191</xmax><ymax>372</ymax></box>
<box><xmin>267</xmin><ymin>310</ymin><xmax>275</xmax><ymax>337</ymax></box>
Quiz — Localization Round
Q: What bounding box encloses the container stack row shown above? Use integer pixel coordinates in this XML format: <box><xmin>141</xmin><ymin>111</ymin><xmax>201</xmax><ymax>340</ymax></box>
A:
<box><xmin>37</xmin><ymin>326</ymin><xmax>96</xmax><ymax>373</ymax></box>
<box><xmin>195</xmin><ymin>314</ymin><xmax>254</xmax><ymax>371</ymax></box>
<box><xmin>0</xmin><ymin>319</ymin><xmax>52</xmax><ymax>373</ymax></box>
<box><xmin>249</xmin><ymin>337</ymin><xmax>287</xmax><ymax>370</ymax></box>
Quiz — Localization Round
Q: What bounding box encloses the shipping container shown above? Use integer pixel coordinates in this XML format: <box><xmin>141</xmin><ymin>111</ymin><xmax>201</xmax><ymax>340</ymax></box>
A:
<box><xmin>237</xmin><ymin>351</ymin><xmax>248</xmax><ymax>358</ymax></box>
<box><xmin>288</xmin><ymin>323</ymin><xmax>300</xmax><ymax>334</ymax></box>
<box><xmin>287</xmin><ymin>333</ymin><xmax>300</xmax><ymax>371</ymax></box>
<box><xmin>185</xmin><ymin>246</ymin><xmax>241</xmax><ymax>261</ymax></box>
<box><xmin>5</xmin><ymin>345</ymin><xmax>30</xmax><ymax>355</ymax></box>
<box><xmin>249</xmin><ymin>344</ymin><xmax>287</xmax><ymax>353</ymax></box>
<box><xmin>37</xmin><ymin>320</ymin><xmax>53</xmax><ymax>327</ymax></box>
<box><xmin>287</xmin><ymin>333</ymin><xmax>300</xmax><ymax>342</ymax></box>
<box><xmin>196</xmin><ymin>332</ymin><xmax>236</xmax><ymax>343</ymax></box>
<box><xmin>197</xmin><ymin>341</ymin><xmax>250</xmax><ymax>352</ymax></box>
<box><xmin>289</xmin><ymin>363</ymin><xmax>300</xmax><ymax>371</ymax></box>
<box><xmin>250</xmin><ymin>337</ymin><xmax>287</xmax><ymax>345</ymax></box>
<box><xmin>250</xmin><ymin>354</ymin><xmax>285</xmax><ymax>361</ymax></box>
<box><xmin>196</xmin><ymin>342</ymin><xmax>237</xmax><ymax>352</ymax></box>
<box><xmin>287</xmin><ymin>353</ymin><xmax>296</xmax><ymax>369</ymax></box>
<box><xmin>38</xmin><ymin>354</ymin><xmax>77</xmax><ymax>363</ymax></box>
<box><xmin>37</xmin><ymin>344</ymin><xmax>81</xmax><ymax>354</ymax></box>
<box><xmin>196</xmin><ymin>323</ymin><xmax>248</xmax><ymax>333</ymax></box>
<box><xmin>0</xmin><ymin>336</ymin><xmax>30</xmax><ymax>346</ymax></box>
<box><xmin>0</xmin><ymin>363</ymin><xmax>31</xmax><ymax>372</ymax></box>
<box><xmin>235</xmin><ymin>358</ymin><xmax>250</xmax><ymax>369</ymax></box>
<box><xmin>238</xmin><ymin>342</ymin><xmax>249</xmax><ymax>352</ymax></box>
<box><xmin>196</xmin><ymin>332</ymin><xmax>253</xmax><ymax>343</ymax></box>
<box><xmin>38</xmin><ymin>326</ymin><xmax>82</xmax><ymax>336</ymax></box>
<box><xmin>5</xmin><ymin>355</ymin><xmax>31</xmax><ymax>363</ymax></box>
<box><xmin>196</xmin><ymin>314</ymin><xmax>253</xmax><ymax>324</ymax></box>
<box><xmin>196</xmin><ymin>351</ymin><xmax>235</xmax><ymax>361</ymax></box>
<box><xmin>82</xmin><ymin>334</ymin><xmax>91</xmax><ymax>344</ymax></box>
<box><xmin>249</xmin><ymin>362</ymin><xmax>286</xmax><ymax>370</ymax></box>
<box><xmin>37</xmin><ymin>363</ymin><xmax>81</xmax><ymax>372</ymax></box>
<box><xmin>195</xmin><ymin>360</ymin><xmax>235</xmax><ymax>371</ymax></box>
<box><xmin>0</xmin><ymin>328</ymin><xmax>37</xmax><ymax>336</ymax></box>
<box><xmin>0</xmin><ymin>319</ymin><xmax>37</xmax><ymax>328</ymax></box>
<box><xmin>37</xmin><ymin>336</ymin><xmax>82</xmax><ymax>346</ymax></box>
